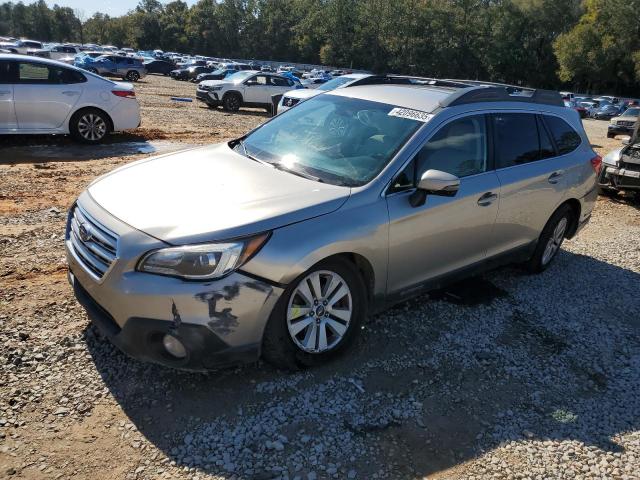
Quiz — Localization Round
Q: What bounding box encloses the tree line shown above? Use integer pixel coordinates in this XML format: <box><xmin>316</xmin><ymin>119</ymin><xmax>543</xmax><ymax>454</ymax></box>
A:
<box><xmin>1</xmin><ymin>0</ymin><xmax>639</xmax><ymax>95</ymax></box>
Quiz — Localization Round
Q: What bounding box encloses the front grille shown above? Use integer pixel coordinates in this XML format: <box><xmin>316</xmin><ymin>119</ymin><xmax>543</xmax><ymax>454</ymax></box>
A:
<box><xmin>282</xmin><ymin>97</ymin><xmax>300</xmax><ymax>108</ymax></box>
<box><xmin>618</xmin><ymin>121</ymin><xmax>635</xmax><ymax>127</ymax></box>
<box><xmin>68</xmin><ymin>205</ymin><xmax>118</xmax><ymax>279</ymax></box>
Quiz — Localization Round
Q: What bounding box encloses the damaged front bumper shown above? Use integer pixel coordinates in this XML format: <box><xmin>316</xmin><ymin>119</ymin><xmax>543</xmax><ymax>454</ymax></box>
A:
<box><xmin>598</xmin><ymin>163</ymin><xmax>640</xmax><ymax>191</ymax></box>
<box><xmin>65</xmin><ymin>194</ymin><xmax>284</xmax><ymax>371</ymax></box>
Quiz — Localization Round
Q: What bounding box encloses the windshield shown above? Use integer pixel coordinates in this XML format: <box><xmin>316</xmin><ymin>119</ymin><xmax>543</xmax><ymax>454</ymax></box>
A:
<box><xmin>240</xmin><ymin>94</ymin><xmax>423</xmax><ymax>186</ymax></box>
<box><xmin>623</xmin><ymin>108</ymin><xmax>640</xmax><ymax>117</ymax></box>
<box><xmin>316</xmin><ymin>76</ymin><xmax>358</xmax><ymax>91</ymax></box>
<box><xmin>227</xmin><ymin>70</ymin><xmax>253</xmax><ymax>83</ymax></box>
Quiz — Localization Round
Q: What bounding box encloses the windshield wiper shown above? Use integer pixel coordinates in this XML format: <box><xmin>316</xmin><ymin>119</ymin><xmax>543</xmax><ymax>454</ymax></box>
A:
<box><xmin>272</xmin><ymin>163</ymin><xmax>324</xmax><ymax>183</ymax></box>
<box><xmin>232</xmin><ymin>138</ymin><xmax>270</xmax><ymax>166</ymax></box>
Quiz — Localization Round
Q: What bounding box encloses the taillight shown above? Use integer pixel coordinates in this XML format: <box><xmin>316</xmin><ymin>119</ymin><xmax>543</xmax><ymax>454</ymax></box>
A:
<box><xmin>590</xmin><ymin>154</ymin><xmax>602</xmax><ymax>175</ymax></box>
<box><xmin>112</xmin><ymin>90</ymin><xmax>135</xmax><ymax>98</ymax></box>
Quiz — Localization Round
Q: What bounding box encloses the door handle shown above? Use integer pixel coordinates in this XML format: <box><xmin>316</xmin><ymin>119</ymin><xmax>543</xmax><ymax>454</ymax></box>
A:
<box><xmin>62</xmin><ymin>91</ymin><xmax>79</xmax><ymax>96</ymax></box>
<box><xmin>477</xmin><ymin>191</ymin><xmax>498</xmax><ymax>206</ymax></box>
<box><xmin>548</xmin><ymin>171</ymin><xmax>564</xmax><ymax>184</ymax></box>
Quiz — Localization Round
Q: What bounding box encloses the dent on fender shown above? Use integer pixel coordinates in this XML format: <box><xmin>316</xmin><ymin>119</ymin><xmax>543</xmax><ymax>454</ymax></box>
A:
<box><xmin>193</xmin><ymin>280</ymin><xmax>275</xmax><ymax>336</ymax></box>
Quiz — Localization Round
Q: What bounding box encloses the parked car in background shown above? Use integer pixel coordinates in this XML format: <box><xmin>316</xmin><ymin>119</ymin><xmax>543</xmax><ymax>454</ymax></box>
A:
<box><xmin>0</xmin><ymin>54</ymin><xmax>140</xmax><ymax>143</ymax></box>
<box><xmin>564</xmin><ymin>100</ymin><xmax>588</xmax><ymax>118</ymax></box>
<box><xmin>28</xmin><ymin>45</ymin><xmax>79</xmax><ymax>63</ymax></box>
<box><xmin>195</xmin><ymin>68</ymin><xmax>237</xmax><ymax>83</ymax></box>
<box><xmin>66</xmin><ymin>82</ymin><xmax>598</xmax><ymax>371</ymax></box>
<box><xmin>591</xmin><ymin>103</ymin><xmax>624</xmax><ymax>120</ymax></box>
<box><xmin>82</xmin><ymin>55</ymin><xmax>147</xmax><ymax>82</ymax></box>
<box><xmin>170</xmin><ymin>65</ymin><xmax>211</xmax><ymax>81</ymax></box>
<box><xmin>599</xmin><ymin>122</ymin><xmax>640</xmax><ymax>195</ymax></box>
<box><xmin>196</xmin><ymin>70</ymin><xmax>296</xmax><ymax>111</ymax></box>
<box><xmin>595</xmin><ymin>96</ymin><xmax>619</xmax><ymax>105</ymax></box>
<box><xmin>301</xmin><ymin>77</ymin><xmax>329</xmax><ymax>89</ymax></box>
<box><xmin>277</xmin><ymin>73</ymin><xmax>371</xmax><ymax>113</ymax></box>
<box><xmin>6</xmin><ymin>39</ymin><xmax>43</xmax><ymax>54</ymax></box>
<box><xmin>607</xmin><ymin>107</ymin><xmax>639</xmax><ymax>138</ymax></box>
<box><xmin>143</xmin><ymin>59</ymin><xmax>175</xmax><ymax>75</ymax></box>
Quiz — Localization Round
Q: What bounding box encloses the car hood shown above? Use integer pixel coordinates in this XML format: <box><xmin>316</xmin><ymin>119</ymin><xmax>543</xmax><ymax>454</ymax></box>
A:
<box><xmin>282</xmin><ymin>88</ymin><xmax>321</xmax><ymax>101</ymax></box>
<box><xmin>87</xmin><ymin>144</ymin><xmax>350</xmax><ymax>244</ymax></box>
<box><xmin>199</xmin><ymin>79</ymin><xmax>233</xmax><ymax>88</ymax></box>
<box><xmin>612</xmin><ymin>115</ymin><xmax>638</xmax><ymax>123</ymax></box>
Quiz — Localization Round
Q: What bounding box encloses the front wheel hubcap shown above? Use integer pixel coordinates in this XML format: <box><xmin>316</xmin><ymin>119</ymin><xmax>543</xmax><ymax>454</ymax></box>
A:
<box><xmin>77</xmin><ymin>114</ymin><xmax>107</xmax><ymax>141</ymax></box>
<box><xmin>287</xmin><ymin>270</ymin><xmax>352</xmax><ymax>353</ymax></box>
<box><xmin>542</xmin><ymin>217</ymin><xmax>567</xmax><ymax>265</ymax></box>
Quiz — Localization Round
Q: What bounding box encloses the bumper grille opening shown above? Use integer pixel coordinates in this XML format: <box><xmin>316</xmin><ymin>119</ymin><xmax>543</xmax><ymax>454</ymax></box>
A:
<box><xmin>68</xmin><ymin>205</ymin><xmax>118</xmax><ymax>279</ymax></box>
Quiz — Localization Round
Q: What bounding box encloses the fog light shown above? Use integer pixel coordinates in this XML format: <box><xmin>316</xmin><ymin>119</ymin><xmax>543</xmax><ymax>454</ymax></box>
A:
<box><xmin>162</xmin><ymin>334</ymin><xmax>187</xmax><ymax>359</ymax></box>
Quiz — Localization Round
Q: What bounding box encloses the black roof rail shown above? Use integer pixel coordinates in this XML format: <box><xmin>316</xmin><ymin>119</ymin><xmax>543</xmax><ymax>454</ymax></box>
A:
<box><xmin>440</xmin><ymin>86</ymin><xmax>564</xmax><ymax>108</ymax></box>
<box><xmin>349</xmin><ymin>75</ymin><xmax>473</xmax><ymax>89</ymax></box>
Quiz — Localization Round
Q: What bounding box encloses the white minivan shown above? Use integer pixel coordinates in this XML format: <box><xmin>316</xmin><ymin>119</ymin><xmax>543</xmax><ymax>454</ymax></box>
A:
<box><xmin>0</xmin><ymin>54</ymin><xmax>140</xmax><ymax>143</ymax></box>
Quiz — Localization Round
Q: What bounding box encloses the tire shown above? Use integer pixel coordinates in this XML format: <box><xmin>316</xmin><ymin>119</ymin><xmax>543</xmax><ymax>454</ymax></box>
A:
<box><xmin>223</xmin><ymin>93</ymin><xmax>241</xmax><ymax>112</ymax></box>
<box><xmin>262</xmin><ymin>259</ymin><xmax>367</xmax><ymax>370</ymax></box>
<box><xmin>525</xmin><ymin>205</ymin><xmax>573</xmax><ymax>274</ymax></box>
<box><xmin>597</xmin><ymin>186</ymin><xmax>617</xmax><ymax>197</ymax></box>
<box><xmin>69</xmin><ymin>108</ymin><xmax>110</xmax><ymax>144</ymax></box>
<box><xmin>87</xmin><ymin>68</ymin><xmax>98</xmax><ymax>74</ymax></box>
<box><xmin>125</xmin><ymin>70</ymin><xmax>140</xmax><ymax>82</ymax></box>
<box><xmin>607</xmin><ymin>133</ymin><xmax>615</xmax><ymax>139</ymax></box>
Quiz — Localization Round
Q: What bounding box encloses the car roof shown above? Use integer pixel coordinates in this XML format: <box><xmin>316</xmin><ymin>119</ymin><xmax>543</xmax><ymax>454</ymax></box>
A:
<box><xmin>0</xmin><ymin>53</ymin><xmax>82</xmax><ymax>68</ymax></box>
<box><xmin>326</xmin><ymin>84</ymin><xmax>455</xmax><ymax>112</ymax></box>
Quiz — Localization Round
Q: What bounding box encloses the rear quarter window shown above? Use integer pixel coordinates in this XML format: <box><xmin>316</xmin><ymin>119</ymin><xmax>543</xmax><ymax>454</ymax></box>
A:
<box><xmin>543</xmin><ymin>115</ymin><xmax>582</xmax><ymax>155</ymax></box>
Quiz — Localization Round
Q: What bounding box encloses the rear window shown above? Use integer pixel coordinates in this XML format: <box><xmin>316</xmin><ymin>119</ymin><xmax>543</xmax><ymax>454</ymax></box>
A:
<box><xmin>543</xmin><ymin>115</ymin><xmax>581</xmax><ymax>155</ymax></box>
<box><xmin>492</xmin><ymin>113</ymin><xmax>542</xmax><ymax>168</ymax></box>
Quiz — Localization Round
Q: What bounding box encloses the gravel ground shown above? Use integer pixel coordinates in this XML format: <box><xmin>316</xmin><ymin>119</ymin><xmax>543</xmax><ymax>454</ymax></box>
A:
<box><xmin>1</xmin><ymin>76</ymin><xmax>639</xmax><ymax>479</ymax></box>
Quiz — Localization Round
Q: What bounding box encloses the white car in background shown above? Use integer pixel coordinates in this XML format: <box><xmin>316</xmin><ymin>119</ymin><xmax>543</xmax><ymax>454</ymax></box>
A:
<box><xmin>277</xmin><ymin>73</ymin><xmax>371</xmax><ymax>113</ymax></box>
<box><xmin>27</xmin><ymin>45</ymin><xmax>80</xmax><ymax>64</ymax></box>
<box><xmin>196</xmin><ymin>70</ymin><xmax>296</xmax><ymax>112</ymax></box>
<box><xmin>0</xmin><ymin>54</ymin><xmax>140</xmax><ymax>143</ymax></box>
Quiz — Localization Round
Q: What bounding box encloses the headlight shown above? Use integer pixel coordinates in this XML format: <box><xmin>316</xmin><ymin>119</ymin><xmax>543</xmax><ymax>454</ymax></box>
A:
<box><xmin>138</xmin><ymin>233</ymin><xmax>269</xmax><ymax>280</ymax></box>
<box><xmin>602</xmin><ymin>149</ymin><xmax>622</xmax><ymax>166</ymax></box>
<box><xmin>211</xmin><ymin>86</ymin><xmax>223</xmax><ymax>91</ymax></box>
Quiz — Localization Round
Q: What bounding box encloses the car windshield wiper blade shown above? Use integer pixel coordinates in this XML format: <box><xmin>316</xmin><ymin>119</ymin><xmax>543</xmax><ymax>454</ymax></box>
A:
<box><xmin>272</xmin><ymin>163</ymin><xmax>324</xmax><ymax>183</ymax></box>
<box><xmin>232</xmin><ymin>139</ymin><xmax>270</xmax><ymax>166</ymax></box>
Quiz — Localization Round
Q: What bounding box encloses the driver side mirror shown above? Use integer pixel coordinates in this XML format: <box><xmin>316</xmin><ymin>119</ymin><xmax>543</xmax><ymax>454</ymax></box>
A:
<box><xmin>409</xmin><ymin>169</ymin><xmax>460</xmax><ymax>207</ymax></box>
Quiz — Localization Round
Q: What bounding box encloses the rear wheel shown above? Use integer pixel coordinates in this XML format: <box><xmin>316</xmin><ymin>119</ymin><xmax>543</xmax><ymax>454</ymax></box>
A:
<box><xmin>223</xmin><ymin>93</ymin><xmax>241</xmax><ymax>112</ymax></box>
<box><xmin>262</xmin><ymin>259</ymin><xmax>366</xmax><ymax>370</ymax></box>
<box><xmin>125</xmin><ymin>70</ymin><xmax>140</xmax><ymax>82</ymax></box>
<box><xmin>526</xmin><ymin>205</ymin><xmax>573</xmax><ymax>273</ymax></box>
<box><xmin>69</xmin><ymin>108</ymin><xmax>110</xmax><ymax>144</ymax></box>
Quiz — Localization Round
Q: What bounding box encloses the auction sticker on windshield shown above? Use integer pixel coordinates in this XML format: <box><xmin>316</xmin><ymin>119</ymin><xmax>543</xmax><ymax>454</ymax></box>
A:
<box><xmin>388</xmin><ymin>107</ymin><xmax>433</xmax><ymax>123</ymax></box>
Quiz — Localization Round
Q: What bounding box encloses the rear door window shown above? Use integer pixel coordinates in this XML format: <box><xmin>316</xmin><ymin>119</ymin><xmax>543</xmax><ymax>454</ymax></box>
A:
<box><xmin>543</xmin><ymin>115</ymin><xmax>582</xmax><ymax>155</ymax></box>
<box><xmin>492</xmin><ymin>113</ymin><xmax>542</xmax><ymax>168</ymax></box>
<box><xmin>537</xmin><ymin>116</ymin><xmax>556</xmax><ymax>159</ymax></box>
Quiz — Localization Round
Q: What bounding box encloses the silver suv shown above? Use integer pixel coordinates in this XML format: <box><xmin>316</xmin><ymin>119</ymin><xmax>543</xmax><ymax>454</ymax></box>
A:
<box><xmin>66</xmin><ymin>79</ymin><xmax>599</xmax><ymax>371</ymax></box>
<box><xmin>86</xmin><ymin>55</ymin><xmax>147</xmax><ymax>82</ymax></box>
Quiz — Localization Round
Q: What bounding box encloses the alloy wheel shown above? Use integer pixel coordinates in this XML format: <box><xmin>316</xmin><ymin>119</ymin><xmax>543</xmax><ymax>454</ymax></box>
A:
<box><xmin>286</xmin><ymin>270</ymin><xmax>352</xmax><ymax>353</ymax></box>
<box><xmin>542</xmin><ymin>217</ymin><xmax>567</xmax><ymax>265</ymax></box>
<box><xmin>77</xmin><ymin>113</ymin><xmax>107</xmax><ymax>142</ymax></box>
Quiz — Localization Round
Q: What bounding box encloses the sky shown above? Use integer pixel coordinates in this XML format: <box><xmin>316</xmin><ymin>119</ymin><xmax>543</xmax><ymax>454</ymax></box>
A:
<box><xmin>23</xmin><ymin>0</ymin><xmax>197</xmax><ymax>17</ymax></box>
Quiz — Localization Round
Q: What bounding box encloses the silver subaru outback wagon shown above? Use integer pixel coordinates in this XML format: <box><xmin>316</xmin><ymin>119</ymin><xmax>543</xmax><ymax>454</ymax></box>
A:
<box><xmin>66</xmin><ymin>79</ymin><xmax>600</xmax><ymax>371</ymax></box>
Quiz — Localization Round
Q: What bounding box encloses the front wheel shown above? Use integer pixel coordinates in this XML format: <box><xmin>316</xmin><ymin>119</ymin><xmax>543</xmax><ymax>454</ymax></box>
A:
<box><xmin>262</xmin><ymin>260</ymin><xmax>366</xmax><ymax>370</ymax></box>
<box><xmin>525</xmin><ymin>205</ymin><xmax>573</xmax><ymax>273</ymax></box>
<box><xmin>223</xmin><ymin>93</ymin><xmax>241</xmax><ymax>112</ymax></box>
